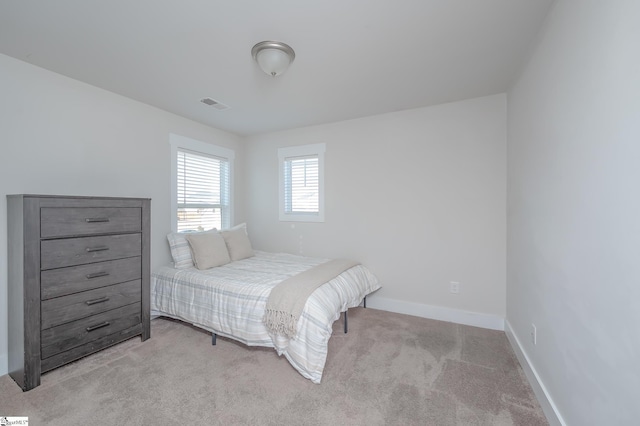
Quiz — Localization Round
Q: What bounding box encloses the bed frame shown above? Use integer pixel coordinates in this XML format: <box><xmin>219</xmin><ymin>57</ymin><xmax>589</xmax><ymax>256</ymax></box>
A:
<box><xmin>210</xmin><ymin>295</ymin><xmax>367</xmax><ymax>346</ymax></box>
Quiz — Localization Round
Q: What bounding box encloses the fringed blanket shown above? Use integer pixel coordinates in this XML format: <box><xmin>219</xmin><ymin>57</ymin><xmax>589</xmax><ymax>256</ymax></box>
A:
<box><xmin>263</xmin><ymin>258</ymin><xmax>359</xmax><ymax>338</ymax></box>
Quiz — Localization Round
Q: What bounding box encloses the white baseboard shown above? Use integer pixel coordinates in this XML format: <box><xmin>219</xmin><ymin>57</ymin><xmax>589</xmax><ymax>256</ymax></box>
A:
<box><xmin>365</xmin><ymin>295</ymin><xmax>505</xmax><ymax>331</ymax></box>
<box><xmin>504</xmin><ymin>320</ymin><xmax>566</xmax><ymax>426</ymax></box>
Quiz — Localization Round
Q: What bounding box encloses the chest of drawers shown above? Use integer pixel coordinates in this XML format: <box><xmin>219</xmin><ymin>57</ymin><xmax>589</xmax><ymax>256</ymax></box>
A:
<box><xmin>7</xmin><ymin>195</ymin><xmax>151</xmax><ymax>391</ymax></box>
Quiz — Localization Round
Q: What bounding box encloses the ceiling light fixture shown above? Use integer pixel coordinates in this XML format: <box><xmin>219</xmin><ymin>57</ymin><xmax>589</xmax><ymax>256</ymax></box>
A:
<box><xmin>251</xmin><ymin>41</ymin><xmax>295</xmax><ymax>77</ymax></box>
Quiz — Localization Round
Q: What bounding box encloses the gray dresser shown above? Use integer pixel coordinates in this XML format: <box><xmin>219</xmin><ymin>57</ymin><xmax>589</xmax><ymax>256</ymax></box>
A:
<box><xmin>7</xmin><ymin>195</ymin><xmax>151</xmax><ymax>391</ymax></box>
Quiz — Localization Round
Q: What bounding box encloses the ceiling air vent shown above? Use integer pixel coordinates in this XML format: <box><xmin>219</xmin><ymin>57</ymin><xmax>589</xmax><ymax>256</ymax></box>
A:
<box><xmin>200</xmin><ymin>97</ymin><xmax>230</xmax><ymax>110</ymax></box>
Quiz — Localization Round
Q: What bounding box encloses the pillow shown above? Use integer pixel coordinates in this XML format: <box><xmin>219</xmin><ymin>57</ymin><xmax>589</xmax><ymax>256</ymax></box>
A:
<box><xmin>185</xmin><ymin>232</ymin><xmax>230</xmax><ymax>270</ymax></box>
<box><xmin>221</xmin><ymin>223</ymin><xmax>254</xmax><ymax>261</ymax></box>
<box><xmin>167</xmin><ymin>232</ymin><xmax>194</xmax><ymax>268</ymax></box>
<box><xmin>167</xmin><ymin>229</ymin><xmax>216</xmax><ymax>269</ymax></box>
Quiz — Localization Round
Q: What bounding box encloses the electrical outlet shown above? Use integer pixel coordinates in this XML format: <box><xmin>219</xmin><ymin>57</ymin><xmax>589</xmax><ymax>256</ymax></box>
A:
<box><xmin>449</xmin><ymin>281</ymin><xmax>460</xmax><ymax>294</ymax></box>
<box><xmin>531</xmin><ymin>323</ymin><xmax>537</xmax><ymax>346</ymax></box>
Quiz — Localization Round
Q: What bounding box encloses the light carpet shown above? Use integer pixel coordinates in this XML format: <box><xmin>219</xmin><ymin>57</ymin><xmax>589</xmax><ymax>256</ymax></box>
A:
<box><xmin>0</xmin><ymin>308</ymin><xmax>548</xmax><ymax>425</ymax></box>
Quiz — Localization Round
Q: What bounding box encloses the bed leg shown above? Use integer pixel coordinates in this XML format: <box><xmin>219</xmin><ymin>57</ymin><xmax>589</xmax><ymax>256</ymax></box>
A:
<box><xmin>212</xmin><ymin>333</ymin><xmax>217</xmax><ymax>346</ymax></box>
<box><xmin>344</xmin><ymin>310</ymin><xmax>348</xmax><ymax>334</ymax></box>
<box><xmin>364</xmin><ymin>295</ymin><xmax>367</xmax><ymax>308</ymax></box>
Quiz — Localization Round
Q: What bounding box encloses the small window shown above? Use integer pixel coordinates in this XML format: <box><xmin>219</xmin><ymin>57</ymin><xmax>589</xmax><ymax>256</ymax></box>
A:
<box><xmin>170</xmin><ymin>134</ymin><xmax>234</xmax><ymax>232</ymax></box>
<box><xmin>279</xmin><ymin>143</ymin><xmax>325</xmax><ymax>222</ymax></box>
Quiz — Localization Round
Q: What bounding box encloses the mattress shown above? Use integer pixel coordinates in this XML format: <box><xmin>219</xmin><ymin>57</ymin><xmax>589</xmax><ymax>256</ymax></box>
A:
<box><xmin>151</xmin><ymin>250</ymin><xmax>381</xmax><ymax>383</ymax></box>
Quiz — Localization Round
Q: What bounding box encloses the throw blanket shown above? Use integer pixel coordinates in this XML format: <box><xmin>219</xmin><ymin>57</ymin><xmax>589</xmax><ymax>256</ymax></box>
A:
<box><xmin>263</xmin><ymin>258</ymin><xmax>359</xmax><ymax>338</ymax></box>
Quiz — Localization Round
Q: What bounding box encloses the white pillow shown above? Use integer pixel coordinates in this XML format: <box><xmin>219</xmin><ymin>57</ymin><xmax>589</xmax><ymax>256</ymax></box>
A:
<box><xmin>185</xmin><ymin>232</ymin><xmax>231</xmax><ymax>270</ymax></box>
<box><xmin>167</xmin><ymin>229</ymin><xmax>216</xmax><ymax>269</ymax></box>
<box><xmin>221</xmin><ymin>223</ymin><xmax>254</xmax><ymax>261</ymax></box>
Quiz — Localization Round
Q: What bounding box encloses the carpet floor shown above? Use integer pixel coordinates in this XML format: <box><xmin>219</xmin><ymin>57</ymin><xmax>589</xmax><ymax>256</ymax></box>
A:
<box><xmin>1</xmin><ymin>308</ymin><xmax>548</xmax><ymax>425</ymax></box>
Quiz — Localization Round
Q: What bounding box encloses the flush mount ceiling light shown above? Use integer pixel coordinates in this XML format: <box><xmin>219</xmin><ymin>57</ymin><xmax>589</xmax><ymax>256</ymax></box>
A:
<box><xmin>251</xmin><ymin>41</ymin><xmax>295</xmax><ymax>77</ymax></box>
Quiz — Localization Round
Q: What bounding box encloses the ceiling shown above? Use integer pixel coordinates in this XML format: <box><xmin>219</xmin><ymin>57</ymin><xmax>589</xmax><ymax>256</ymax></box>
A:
<box><xmin>0</xmin><ymin>0</ymin><xmax>554</xmax><ymax>136</ymax></box>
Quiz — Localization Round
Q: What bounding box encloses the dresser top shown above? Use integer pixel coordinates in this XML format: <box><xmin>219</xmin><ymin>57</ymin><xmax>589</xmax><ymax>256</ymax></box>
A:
<box><xmin>8</xmin><ymin>194</ymin><xmax>151</xmax><ymax>201</ymax></box>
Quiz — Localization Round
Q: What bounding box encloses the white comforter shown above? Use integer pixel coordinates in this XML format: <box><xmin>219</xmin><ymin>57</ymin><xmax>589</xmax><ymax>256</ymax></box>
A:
<box><xmin>151</xmin><ymin>251</ymin><xmax>381</xmax><ymax>383</ymax></box>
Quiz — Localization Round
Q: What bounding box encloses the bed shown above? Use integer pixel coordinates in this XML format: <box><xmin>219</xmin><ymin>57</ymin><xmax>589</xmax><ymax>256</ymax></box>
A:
<box><xmin>151</xmin><ymin>232</ymin><xmax>381</xmax><ymax>384</ymax></box>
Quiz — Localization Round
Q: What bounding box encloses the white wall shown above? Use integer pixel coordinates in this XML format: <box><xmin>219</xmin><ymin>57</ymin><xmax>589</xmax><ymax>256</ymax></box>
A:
<box><xmin>507</xmin><ymin>0</ymin><xmax>640</xmax><ymax>424</ymax></box>
<box><xmin>245</xmin><ymin>94</ymin><xmax>506</xmax><ymax>329</ymax></box>
<box><xmin>0</xmin><ymin>54</ymin><xmax>245</xmax><ymax>376</ymax></box>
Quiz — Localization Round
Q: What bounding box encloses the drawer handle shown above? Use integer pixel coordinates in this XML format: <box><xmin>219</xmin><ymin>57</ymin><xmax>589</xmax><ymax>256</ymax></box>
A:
<box><xmin>86</xmin><ymin>246</ymin><xmax>109</xmax><ymax>253</ymax></box>
<box><xmin>86</xmin><ymin>321</ymin><xmax>110</xmax><ymax>332</ymax></box>
<box><xmin>85</xmin><ymin>217</ymin><xmax>110</xmax><ymax>223</ymax></box>
<box><xmin>85</xmin><ymin>296</ymin><xmax>110</xmax><ymax>306</ymax></box>
<box><xmin>86</xmin><ymin>271</ymin><xmax>110</xmax><ymax>279</ymax></box>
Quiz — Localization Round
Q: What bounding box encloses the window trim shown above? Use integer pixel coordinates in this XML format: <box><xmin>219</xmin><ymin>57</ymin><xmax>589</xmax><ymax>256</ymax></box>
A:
<box><xmin>170</xmin><ymin>133</ymin><xmax>235</xmax><ymax>232</ymax></box>
<box><xmin>278</xmin><ymin>143</ymin><xmax>325</xmax><ymax>222</ymax></box>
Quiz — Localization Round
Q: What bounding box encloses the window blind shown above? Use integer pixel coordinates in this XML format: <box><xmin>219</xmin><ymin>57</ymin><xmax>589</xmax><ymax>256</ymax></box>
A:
<box><xmin>177</xmin><ymin>149</ymin><xmax>230</xmax><ymax>232</ymax></box>
<box><xmin>284</xmin><ymin>155</ymin><xmax>319</xmax><ymax>214</ymax></box>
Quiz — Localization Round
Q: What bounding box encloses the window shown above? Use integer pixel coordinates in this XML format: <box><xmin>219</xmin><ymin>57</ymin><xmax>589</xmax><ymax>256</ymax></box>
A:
<box><xmin>170</xmin><ymin>134</ymin><xmax>234</xmax><ymax>232</ymax></box>
<box><xmin>279</xmin><ymin>143</ymin><xmax>325</xmax><ymax>222</ymax></box>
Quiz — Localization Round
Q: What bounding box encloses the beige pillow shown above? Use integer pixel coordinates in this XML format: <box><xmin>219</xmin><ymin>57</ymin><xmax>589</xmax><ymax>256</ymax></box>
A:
<box><xmin>185</xmin><ymin>232</ymin><xmax>230</xmax><ymax>270</ymax></box>
<box><xmin>167</xmin><ymin>229</ymin><xmax>216</xmax><ymax>269</ymax></box>
<box><xmin>221</xmin><ymin>223</ymin><xmax>254</xmax><ymax>261</ymax></box>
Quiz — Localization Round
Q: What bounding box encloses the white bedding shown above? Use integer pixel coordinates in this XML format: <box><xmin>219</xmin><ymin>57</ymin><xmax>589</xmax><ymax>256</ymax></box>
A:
<box><xmin>151</xmin><ymin>250</ymin><xmax>381</xmax><ymax>383</ymax></box>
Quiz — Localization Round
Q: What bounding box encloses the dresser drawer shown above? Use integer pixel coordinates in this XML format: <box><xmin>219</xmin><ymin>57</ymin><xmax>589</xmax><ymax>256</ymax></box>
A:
<box><xmin>41</xmin><ymin>233</ymin><xmax>141</xmax><ymax>270</ymax></box>
<box><xmin>41</xmin><ymin>324</ymin><xmax>143</xmax><ymax>374</ymax></box>
<box><xmin>41</xmin><ymin>207</ymin><xmax>141</xmax><ymax>238</ymax></box>
<box><xmin>41</xmin><ymin>303</ymin><xmax>141</xmax><ymax>359</ymax></box>
<box><xmin>41</xmin><ymin>257</ymin><xmax>141</xmax><ymax>300</ymax></box>
<box><xmin>41</xmin><ymin>280</ymin><xmax>142</xmax><ymax>330</ymax></box>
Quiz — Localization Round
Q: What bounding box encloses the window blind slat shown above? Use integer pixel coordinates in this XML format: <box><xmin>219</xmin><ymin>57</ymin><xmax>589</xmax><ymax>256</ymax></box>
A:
<box><xmin>284</xmin><ymin>156</ymin><xmax>319</xmax><ymax>214</ymax></box>
<box><xmin>177</xmin><ymin>149</ymin><xmax>230</xmax><ymax>231</ymax></box>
